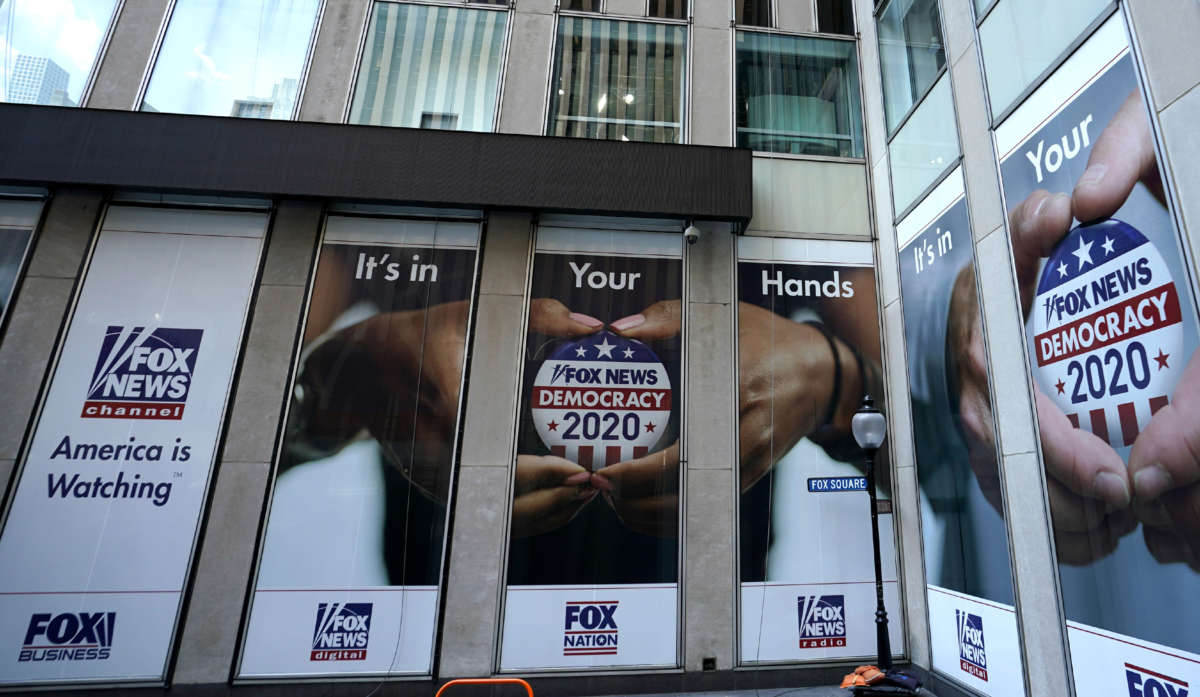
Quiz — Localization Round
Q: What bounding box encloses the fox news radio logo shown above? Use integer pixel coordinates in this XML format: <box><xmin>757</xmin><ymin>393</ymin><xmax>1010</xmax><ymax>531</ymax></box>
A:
<box><xmin>82</xmin><ymin>326</ymin><xmax>203</xmax><ymax>420</ymax></box>
<box><xmin>310</xmin><ymin>603</ymin><xmax>372</xmax><ymax>661</ymax></box>
<box><xmin>797</xmin><ymin>595</ymin><xmax>846</xmax><ymax>648</ymax></box>
<box><xmin>1126</xmin><ymin>663</ymin><xmax>1189</xmax><ymax>697</ymax></box>
<box><xmin>18</xmin><ymin>612</ymin><xmax>115</xmax><ymax>662</ymax></box>
<box><xmin>563</xmin><ymin>601</ymin><xmax>618</xmax><ymax>657</ymax></box>
<box><xmin>956</xmin><ymin>610</ymin><xmax>987</xmax><ymax>681</ymax></box>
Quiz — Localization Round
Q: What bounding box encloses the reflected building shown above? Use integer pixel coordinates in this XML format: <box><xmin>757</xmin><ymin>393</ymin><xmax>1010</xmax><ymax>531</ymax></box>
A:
<box><xmin>8</xmin><ymin>56</ymin><xmax>71</xmax><ymax>106</ymax></box>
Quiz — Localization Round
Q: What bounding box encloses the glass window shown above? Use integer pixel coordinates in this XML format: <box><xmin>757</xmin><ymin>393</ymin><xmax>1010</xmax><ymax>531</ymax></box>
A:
<box><xmin>888</xmin><ymin>74</ymin><xmax>957</xmax><ymax>214</ymax></box>
<box><xmin>979</xmin><ymin>0</ymin><xmax>1108</xmax><ymax>117</ymax></box>
<box><xmin>876</xmin><ymin>0</ymin><xmax>945</xmax><ymax>133</ymax></box>
<box><xmin>735</xmin><ymin>32</ymin><xmax>864</xmax><ymax>158</ymax></box>
<box><xmin>562</xmin><ymin>0</ymin><xmax>600</xmax><ymax>10</ymax></box>
<box><xmin>649</xmin><ymin>0</ymin><xmax>687</xmax><ymax>19</ymax></box>
<box><xmin>548</xmin><ymin>17</ymin><xmax>687</xmax><ymax>144</ymax></box>
<box><xmin>0</xmin><ymin>0</ymin><xmax>118</xmax><ymax>106</ymax></box>
<box><xmin>736</xmin><ymin>0</ymin><xmax>772</xmax><ymax>26</ymax></box>
<box><xmin>349</xmin><ymin>3</ymin><xmax>507</xmax><ymax>132</ymax></box>
<box><xmin>816</xmin><ymin>0</ymin><xmax>854</xmax><ymax>35</ymax></box>
<box><xmin>140</xmin><ymin>0</ymin><xmax>320</xmax><ymax>118</ymax></box>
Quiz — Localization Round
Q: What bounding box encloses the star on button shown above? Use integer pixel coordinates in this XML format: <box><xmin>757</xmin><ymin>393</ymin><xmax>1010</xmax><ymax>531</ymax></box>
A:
<box><xmin>1155</xmin><ymin>349</ymin><xmax>1170</xmax><ymax>370</ymax></box>
<box><xmin>1072</xmin><ymin>235</ymin><xmax>1094</xmax><ymax>270</ymax></box>
<box><xmin>622</xmin><ymin>347</ymin><xmax>634</xmax><ymax>359</ymax></box>
<box><xmin>594</xmin><ymin>337</ymin><xmax>615</xmax><ymax>358</ymax></box>
<box><xmin>574</xmin><ymin>346</ymin><xmax>588</xmax><ymax>358</ymax></box>
<box><xmin>547</xmin><ymin>420</ymin><xmax>559</xmax><ymax>431</ymax></box>
<box><xmin>1055</xmin><ymin>378</ymin><xmax>1066</xmax><ymax>395</ymax></box>
<box><xmin>1056</xmin><ymin>261</ymin><xmax>1069</xmax><ymax>278</ymax></box>
<box><xmin>1101</xmin><ymin>236</ymin><xmax>1115</xmax><ymax>256</ymax></box>
<box><xmin>644</xmin><ymin>422</ymin><xmax>656</xmax><ymax>433</ymax></box>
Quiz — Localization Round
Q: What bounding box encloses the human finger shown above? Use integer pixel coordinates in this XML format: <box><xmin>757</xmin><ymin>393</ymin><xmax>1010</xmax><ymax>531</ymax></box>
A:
<box><xmin>611</xmin><ymin>300</ymin><xmax>682</xmax><ymax>340</ymax></box>
<box><xmin>1128</xmin><ymin>353</ymin><xmax>1200</xmax><ymax>502</ymax></box>
<box><xmin>528</xmin><ymin>298</ymin><xmax>604</xmax><ymax>337</ymax></box>
<box><xmin>1143</xmin><ymin>526</ymin><xmax>1200</xmax><ymax>572</ymax></box>
<box><xmin>1036</xmin><ymin>390</ymin><xmax>1131</xmax><ymax>509</ymax></box>
<box><xmin>593</xmin><ymin>442</ymin><xmax>680</xmax><ymax>499</ymax></box>
<box><xmin>1072</xmin><ymin>90</ymin><xmax>1162</xmax><ymax>222</ymax></box>
<box><xmin>513</xmin><ymin>487</ymin><xmax>598</xmax><ymax>537</ymax></box>
<box><xmin>1008</xmin><ymin>190</ymin><xmax>1073</xmax><ymax>310</ymax></box>
<box><xmin>1053</xmin><ymin>508</ymin><xmax>1136</xmax><ymax>565</ymax></box>
<box><xmin>514</xmin><ymin>454</ymin><xmax>589</xmax><ymax>495</ymax></box>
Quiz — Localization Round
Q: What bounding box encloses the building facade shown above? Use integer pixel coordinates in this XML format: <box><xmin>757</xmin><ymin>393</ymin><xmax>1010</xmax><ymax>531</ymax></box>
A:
<box><xmin>0</xmin><ymin>0</ymin><xmax>1197</xmax><ymax>695</ymax></box>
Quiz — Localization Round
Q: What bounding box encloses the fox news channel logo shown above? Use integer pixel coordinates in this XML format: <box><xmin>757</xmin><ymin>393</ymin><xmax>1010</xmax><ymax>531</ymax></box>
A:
<box><xmin>956</xmin><ymin>610</ymin><xmax>987</xmax><ymax>681</ymax></box>
<box><xmin>18</xmin><ymin>612</ymin><xmax>115</xmax><ymax>662</ymax></box>
<box><xmin>797</xmin><ymin>595</ymin><xmax>846</xmax><ymax>649</ymax></box>
<box><xmin>82</xmin><ymin>326</ymin><xmax>203</xmax><ymax>420</ymax></box>
<box><xmin>310</xmin><ymin>603</ymin><xmax>372</xmax><ymax>661</ymax></box>
<box><xmin>1126</xmin><ymin>663</ymin><xmax>1189</xmax><ymax>697</ymax></box>
<box><xmin>563</xmin><ymin>601</ymin><xmax>618</xmax><ymax>657</ymax></box>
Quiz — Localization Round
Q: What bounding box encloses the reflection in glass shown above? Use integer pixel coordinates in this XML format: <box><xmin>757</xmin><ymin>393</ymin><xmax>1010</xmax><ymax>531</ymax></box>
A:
<box><xmin>548</xmin><ymin>17</ymin><xmax>686</xmax><ymax>144</ymax></box>
<box><xmin>736</xmin><ymin>0</ymin><xmax>771</xmax><ymax>27</ymax></box>
<box><xmin>979</xmin><ymin>0</ymin><xmax>1109</xmax><ymax>117</ymax></box>
<box><xmin>877</xmin><ymin>0</ymin><xmax>945</xmax><ymax>133</ymax></box>
<box><xmin>888</xmin><ymin>75</ymin><xmax>957</xmax><ymax>214</ymax></box>
<box><xmin>816</xmin><ymin>0</ymin><xmax>854</xmax><ymax>35</ymax></box>
<box><xmin>141</xmin><ymin>0</ymin><xmax>320</xmax><ymax>119</ymax></box>
<box><xmin>648</xmin><ymin>0</ymin><xmax>687</xmax><ymax>19</ymax></box>
<box><xmin>0</xmin><ymin>0</ymin><xmax>118</xmax><ymax>106</ymax></box>
<box><xmin>735</xmin><ymin>32</ymin><xmax>864</xmax><ymax>158</ymax></box>
<box><xmin>562</xmin><ymin>0</ymin><xmax>600</xmax><ymax>10</ymax></box>
<box><xmin>350</xmin><ymin>3</ymin><xmax>506</xmax><ymax>132</ymax></box>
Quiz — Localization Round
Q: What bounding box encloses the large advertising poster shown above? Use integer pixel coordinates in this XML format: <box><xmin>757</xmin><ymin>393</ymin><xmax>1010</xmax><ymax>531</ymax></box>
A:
<box><xmin>238</xmin><ymin>216</ymin><xmax>479</xmax><ymax>678</ymax></box>
<box><xmin>0</xmin><ymin>199</ymin><xmax>41</xmax><ymax>329</ymax></box>
<box><xmin>735</xmin><ymin>237</ymin><xmax>905</xmax><ymax>665</ymax></box>
<box><xmin>895</xmin><ymin>169</ymin><xmax>1025</xmax><ymax>697</ymax></box>
<box><xmin>993</xmin><ymin>13</ymin><xmax>1200</xmax><ymax>693</ymax></box>
<box><xmin>0</xmin><ymin>206</ymin><xmax>265</xmax><ymax>685</ymax></box>
<box><xmin>500</xmin><ymin>228</ymin><xmax>682</xmax><ymax>670</ymax></box>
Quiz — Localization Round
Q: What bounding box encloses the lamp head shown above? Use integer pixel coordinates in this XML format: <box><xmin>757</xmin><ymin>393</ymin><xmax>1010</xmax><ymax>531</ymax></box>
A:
<box><xmin>851</xmin><ymin>394</ymin><xmax>887</xmax><ymax>452</ymax></box>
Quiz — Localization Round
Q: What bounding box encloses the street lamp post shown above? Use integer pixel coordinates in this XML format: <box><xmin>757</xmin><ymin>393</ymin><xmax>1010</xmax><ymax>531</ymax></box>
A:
<box><xmin>849</xmin><ymin>394</ymin><xmax>919</xmax><ymax>696</ymax></box>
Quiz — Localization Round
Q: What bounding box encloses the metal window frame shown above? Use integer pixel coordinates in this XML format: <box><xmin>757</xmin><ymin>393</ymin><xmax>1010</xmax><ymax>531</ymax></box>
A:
<box><xmin>729</xmin><ymin>26</ymin><xmax>867</xmax><ymax>161</ymax></box>
<box><xmin>731</xmin><ymin>0</ymin><xmax>779</xmax><ymax>30</ymax></box>
<box><xmin>873</xmin><ymin>0</ymin><xmax>950</xmax><ymax>141</ymax></box>
<box><xmin>341</xmin><ymin>0</ymin><xmax>513</xmax><ymax>131</ymax></box>
<box><xmin>543</xmin><ymin>12</ymin><xmax>691</xmax><ymax>145</ymax></box>
<box><xmin>133</xmin><ymin>0</ymin><xmax>327</xmax><ymax>120</ymax></box>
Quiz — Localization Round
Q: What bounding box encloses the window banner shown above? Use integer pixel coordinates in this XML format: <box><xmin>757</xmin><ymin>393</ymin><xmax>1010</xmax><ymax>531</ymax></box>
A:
<box><xmin>0</xmin><ymin>199</ymin><xmax>41</xmax><ymax>328</ymax></box>
<box><xmin>0</xmin><ymin>206</ymin><xmax>266</xmax><ymax>685</ymax></box>
<box><xmin>895</xmin><ymin>169</ymin><xmax>1025</xmax><ymax>697</ymax></box>
<box><xmin>993</xmin><ymin>13</ymin><xmax>1200</xmax><ymax>692</ymax></box>
<box><xmin>500</xmin><ymin>228</ymin><xmax>682</xmax><ymax>670</ymax></box>
<box><xmin>238</xmin><ymin>217</ymin><xmax>479</xmax><ymax>678</ymax></box>
<box><xmin>735</xmin><ymin>237</ymin><xmax>903</xmax><ymax>664</ymax></box>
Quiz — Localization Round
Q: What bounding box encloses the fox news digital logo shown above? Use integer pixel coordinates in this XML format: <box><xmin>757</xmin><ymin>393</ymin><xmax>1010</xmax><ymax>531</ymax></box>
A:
<box><xmin>957</xmin><ymin>610</ymin><xmax>987</xmax><ymax>681</ymax></box>
<box><xmin>310</xmin><ymin>603</ymin><xmax>371</xmax><ymax>661</ymax></box>
<box><xmin>18</xmin><ymin>612</ymin><xmax>115</xmax><ymax>662</ymax></box>
<box><xmin>82</xmin><ymin>326</ymin><xmax>203</xmax><ymax>420</ymax></box>
<box><xmin>797</xmin><ymin>595</ymin><xmax>846</xmax><ymax>648</ymax></box>
<box><xmin>1126</xmin><ymin>663</ymin><xmax>1189</xmax><ymax>697</ymax></box>
<box><xmin>563</xmin><ymin>601</ymin><xmax>618</xmax><ymax>657</ymax></box>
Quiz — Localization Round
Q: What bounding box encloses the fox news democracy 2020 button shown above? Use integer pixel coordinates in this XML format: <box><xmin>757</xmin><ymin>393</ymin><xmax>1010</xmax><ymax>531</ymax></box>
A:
<box><xmin>531</xmin><ymin>330</ymin><xmax>671</xmax><ymax>469</ymax></box>
<box><xmin>1031</xmin><ymin>219</ymin><xmax>1184</xmax><ymax>448</ymax></box>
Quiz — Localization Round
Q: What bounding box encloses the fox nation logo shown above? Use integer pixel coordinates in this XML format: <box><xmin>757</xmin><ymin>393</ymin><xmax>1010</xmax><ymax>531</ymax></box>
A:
<box><xmin>18</xmin><ymin>612</ymin><xmax>115</xmax><ymax>662</ymax></box>
<box><xmin>563</xmin><ymin>601</ymin><xmax>618</xmax><ymax>657</ymax></box>
<box><xmin>956</xmin><ymin>610</ymin><xmax>987</xmax><ymax>681</ymax></box>
<box><xmin>797</xmin><ymin>595</ymin><xmax>846</xmax><ymax>649</ymax></box>
<box><xmin>1126</xmin><ymin>663</ymin><xmax>1189</xmax><ymax>697</ymax></box>
<box><xmin>310</xmin><ymin>603</ymin><xmax>371</xmax><ymax>661</ymax></box>
<box><xmin>82</xmin><ymin>326</ymin><xmax>203</xmax><ymax>420</ymax></box>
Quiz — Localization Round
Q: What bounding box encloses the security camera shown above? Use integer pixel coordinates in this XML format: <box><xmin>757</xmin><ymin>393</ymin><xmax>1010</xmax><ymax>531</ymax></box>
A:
<box><xmin>683</xmin><ymin>224</ymin><xmax>701</xmax><ymax>245</ymax></box>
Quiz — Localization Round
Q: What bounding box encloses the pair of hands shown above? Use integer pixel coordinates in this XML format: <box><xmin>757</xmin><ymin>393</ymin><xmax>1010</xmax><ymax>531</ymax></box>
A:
<box><xmin>952</xmin><ymin>91</ymin><xmax>1200</xmax><ymax>570</ymax></box>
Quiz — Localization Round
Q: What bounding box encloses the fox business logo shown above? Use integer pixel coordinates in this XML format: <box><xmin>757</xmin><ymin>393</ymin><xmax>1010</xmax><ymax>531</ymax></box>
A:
<box><xmin>82</xmin><ymin>326</ymin><xmax>203</xmax><ymax>420</ymax></box>
<box><xmin>563</xmin><ymin>601</ymin><xmax>618</xmax><ymax>657</ymax></box>
<box><xmin>797</xmin><ymin>595</ymin><xmax>846</xmax><ymax>648</ymax></box>
<box><xmin>956</xmin><ymin>610</ymin><xmax>987</xmax><ymax>681</ymax></box>
<box><xmin>18</xmin><ymin>612</ymin><xmax>115</xmax><ymax>662</ymax></box>
<box><xmin>1126</xmin><ymin>663</ymin><xmax>1189</xmax><ymax>697</ymax></box>
<box><xmin>310</xmin><ymin>603</ymin><xmax>371</xmax><ymax>661</ymax></box>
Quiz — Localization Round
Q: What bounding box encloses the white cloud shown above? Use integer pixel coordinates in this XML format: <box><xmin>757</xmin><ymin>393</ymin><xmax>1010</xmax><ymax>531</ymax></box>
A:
<box><xmin>186</xmin><ymin>43</ymin><xmax>230</xmax><ymax>82</ymax></box>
